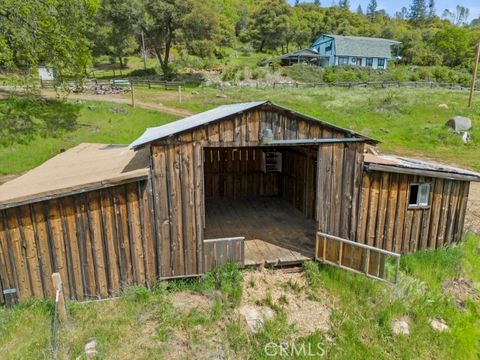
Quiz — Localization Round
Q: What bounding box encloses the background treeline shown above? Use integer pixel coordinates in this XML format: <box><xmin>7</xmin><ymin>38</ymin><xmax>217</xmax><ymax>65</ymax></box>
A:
<box><xmin>1</xmin><ymin>0</ymin><xmax>480</xmax><ymax>80</ymax></box>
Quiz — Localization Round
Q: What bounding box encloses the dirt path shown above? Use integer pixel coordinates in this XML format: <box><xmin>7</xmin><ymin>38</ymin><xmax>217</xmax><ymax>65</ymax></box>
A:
<box><xmin>466</xmin><ymin>182</ymin><xmax>480</xmax><ymax>235</ymax></box>
<box><xmin>0</xmin><ymin>87</ymin><xmax>194</xmax><ymax>117</ymax></box>
<box><xmin>41</xmin><ymin>91</ymin><xmax>194</xmax><ymax>117</ymax></box>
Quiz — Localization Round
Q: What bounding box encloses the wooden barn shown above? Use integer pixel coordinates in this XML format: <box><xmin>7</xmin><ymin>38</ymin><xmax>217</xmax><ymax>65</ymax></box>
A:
<box><xmin>0</xmin><ymin>101</ymin><xmax>478</xmax><ymax>303</ymax></box>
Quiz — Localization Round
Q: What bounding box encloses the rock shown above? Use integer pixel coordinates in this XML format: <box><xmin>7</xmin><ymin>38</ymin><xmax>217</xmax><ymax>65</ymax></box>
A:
<box><xmin>446</xmin><ymin>116</ymin><xmax>472</xmax><ymax>132</ymax></box>
<box><xmin>191</xmin><ymin>91</ymin><xmax>199</xmax><ymax>95</ymax></box>
<box><xmin>263</xmin><ymin>307</ymin><xmax>275</xmax><ymax>321</ymax></box>
<box><xmin>430</xmin><ymin>318</ymin><xmax>449</xmax><ymax>332</ymax></box>
<box><xmin>391</xmin><ymin>317</ymin><xmax>410</xmax><ymax>336</ymax></box>
<box><xmin>380</xmin><ymin>128</ymin><xmax>390</xmax><ymax>134</ymax></box>
<box><xmin>438</xmin><ymin>104</ymin><xmax>449</xmax><ymax>109</ymax></box>
<box><xmin>87</xmin><ymin>105</ymin><xmax>95</xmax><ymax>111</ymax></box>
<box><xmin>85</xmin><ymin>339</ymin><xmax>97</xmax><ymax>359</ymax></box>
<box><xmin>216</xmin><ymin>94</ymin><xmax>228</xmax><ymax>98</ymax></box>
<box><xmin>239</xmin><ymin>306</ymin><xmax>264</xmax><ymax>333</ymax></box>
<box><xmin>238</xmin><ymin>306</ymin><xmax>276</xmax><ymax>333</ymax></box>
<box><xmin>461</xmin><ymin>132</ymin><xmax>471</xmax><ymax>144</ymax></box>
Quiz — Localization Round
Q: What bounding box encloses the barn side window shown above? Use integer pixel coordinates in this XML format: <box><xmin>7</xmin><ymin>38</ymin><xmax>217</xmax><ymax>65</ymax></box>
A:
<box><xmin>408</xmin><ymin>183</ymin><xmax>430</xmax><ymax>208</ymax></box>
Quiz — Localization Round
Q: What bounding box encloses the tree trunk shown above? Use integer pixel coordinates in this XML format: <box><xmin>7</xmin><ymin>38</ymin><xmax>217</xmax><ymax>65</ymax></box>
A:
<box><xmin>162</xmin><ymin>29</ymin><xmax>173</xmax><ymax>80</ymax></box>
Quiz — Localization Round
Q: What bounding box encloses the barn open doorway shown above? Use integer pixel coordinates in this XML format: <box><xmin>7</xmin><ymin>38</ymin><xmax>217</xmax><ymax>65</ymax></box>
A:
<box><xmin>203</xmin><ymin>146</ymin><xmax>318</xmax><ymax>266</ymax></box>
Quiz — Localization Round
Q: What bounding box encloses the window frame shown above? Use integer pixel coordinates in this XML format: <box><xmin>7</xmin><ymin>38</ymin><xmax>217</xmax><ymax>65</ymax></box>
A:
<box><xmin>408</xmin><ymin>183</ymin><xmax>431</xmax><ymax>209</ymax></box>
<box><xmin>377</xmin><ymin>58</ymin><xmax>385</xmax><ymax>68</ymax></box>
<box><xmin>365</xmin><ymin>58</ymin><xmax>374</xmax><ymax>67</ymax></box>
<box><xmin>338</xmin><ymin>56</ymin><xmax>349</xmax><ymax>65</ymax></box>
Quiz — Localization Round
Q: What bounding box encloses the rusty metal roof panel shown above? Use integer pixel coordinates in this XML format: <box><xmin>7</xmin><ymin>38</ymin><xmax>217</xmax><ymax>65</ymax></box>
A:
<box><xmin>364</xmin><ymin>153</ymin><xmax>480</xmax><ymax>181</ymax></box>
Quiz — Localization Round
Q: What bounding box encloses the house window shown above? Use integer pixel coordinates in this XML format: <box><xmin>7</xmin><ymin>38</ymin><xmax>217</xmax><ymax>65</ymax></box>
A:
<box><xmin>378</xmin><ymin>58</ymin><xmax>385</xmax><ymax>67</ymax></box>
<box><xmin>325</xmin><ymin>44</ymin><xmax>332</xmax><ymax>52</ymax></box>
<box><xmin>366</xmin><ymin>58</ymin><xmax>373</xmax><ymax>67</ymax></box>
<box><xmin>338</xmin><ymin>56</ymin><xmax>349</xmax><ymax>65</ymax></box>
<box><xmin>408</xmin><ymin>183</ymin><xmax>430</xmax><ymax>208</ymax></box>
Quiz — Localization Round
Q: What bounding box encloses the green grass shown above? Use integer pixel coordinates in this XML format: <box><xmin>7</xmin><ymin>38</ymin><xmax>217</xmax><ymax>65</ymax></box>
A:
<box><xmin>1</xmin><ymin>86</ymin><xmax>479</xmax><ymax>176</ymax></box>
<box><xmin>1</xmin><ymin>236</ymin><xmax>479</xmax><ymax>359</ymax></box>
<box><xmin>127</xmin><ymin>85</ymin><xmax>480</xmax><ymax>171</ymax></box>
<box><xmin>0</xmin><ymin>97</ymin><xmax>178</xmax><ymax>175</ymax></box>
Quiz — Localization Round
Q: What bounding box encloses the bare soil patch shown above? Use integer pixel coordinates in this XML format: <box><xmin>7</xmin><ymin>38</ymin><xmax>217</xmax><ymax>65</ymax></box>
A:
<box><xmin>41</xmin><ymin>90</ymin><xmax>194</xmax><ymax>117</ymax></box>
<box><xmin>443</xmin><ymin>278</ymin><xmax>480</xmax><ymax>308</ymax></box>
<box><xmin>241</xmin><ymin>269</ymin><xmax>332</xmax><ymax>336</ymax></box>
<box><xmin>170</xmin><ymin>291</ymin><xmax>214</xmax><ymax>313</ymax></box>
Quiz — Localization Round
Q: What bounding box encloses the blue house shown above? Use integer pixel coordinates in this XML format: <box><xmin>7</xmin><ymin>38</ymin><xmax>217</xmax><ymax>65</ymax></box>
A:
<box><xmin>311</xmin><ymin>34</ymin><xmax>401</xmax><ymax>69</ymax></box>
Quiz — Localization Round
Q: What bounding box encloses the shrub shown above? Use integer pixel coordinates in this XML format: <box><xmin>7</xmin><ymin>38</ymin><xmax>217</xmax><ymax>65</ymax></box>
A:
<box><xmin>322</xmin><ymin>67</ymin><xmax>337</xmax><ymax>83</ymax></box>
<box><xmin>221</xmin><ymin>65</ymin><xmax>243</xmax><ymax>82</ymax></box>
<box><xmin>432</xmin><ymin>66</ymin><xmax>455</xmax><ymax>83</ymax></box>
<box><xmin>270</xmin><ymin>59</ymin><xmax>282</xmax><ymax>72</ymax></box>
<box><xmin>124</xmin><ymin>285</ymin><xmax>151</xmax><ymax>302</ymax></box>
<box><xmin>251</xmin><ymin>68</ymin><xmax>266</xmax><ymax>80</ymax></box>
<box><xmin>409</xmin><ymin>72</ymin><xmax>420</xmax><ymax>82</ymax></box>
<box><xmin>417</xmin><ymin>67</ymin><xmax>432</xmax><ymax>80</ymax></box>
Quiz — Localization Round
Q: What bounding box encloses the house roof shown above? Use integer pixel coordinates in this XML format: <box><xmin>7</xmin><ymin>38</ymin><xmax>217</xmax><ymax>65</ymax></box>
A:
<box><xmin>279</xmin><ymin>48</ymin><xmax>328</xmax><ymax>59</ymax></box>
<box><xmin>130</xmin><ymin>101</ymin><xmax>377</xmax><ymax>149</ymax></box>
<box><xmin>364</xmin><ymin>153</ymin><xmax>480</xmax><ymax>182</ymax></box>
<box><xmin>262</xmin><ymin>49</ymin><xmax>328</xmax><ymax>65</ymax></box>
<box><xmin>324</xmin><ymin>34</ymin><xmax>400</xmax><ymax>59</ymax></box>
<box><xmin>0</xmin><ymin>143</ymin><xmax>150</xmax><ymax>209</ymax></box>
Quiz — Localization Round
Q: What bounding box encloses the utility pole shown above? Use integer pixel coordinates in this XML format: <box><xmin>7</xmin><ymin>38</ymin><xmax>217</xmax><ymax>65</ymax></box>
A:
<box><xmin>468</xmin><ymin>41</ymin><xmax>480</xmax><ymax>107</ymax></box>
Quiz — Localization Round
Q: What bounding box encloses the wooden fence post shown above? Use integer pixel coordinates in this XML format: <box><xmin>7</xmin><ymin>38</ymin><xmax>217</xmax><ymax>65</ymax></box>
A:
<box><xmin>52</xmin><ymin>273</ymin><xmax>67</xmax><ymax>323</ymax></box>
<box><xmin>130</xmin><ymin>81</ymin><xmax>135</xmax><ymax>108</ymax></box>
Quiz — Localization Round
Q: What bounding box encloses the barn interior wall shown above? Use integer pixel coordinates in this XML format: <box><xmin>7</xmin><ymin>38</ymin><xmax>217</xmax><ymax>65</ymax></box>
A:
<box><xmin>204</xmin><ymin>147</ymin><xmax>280</xmax><ymax>199</ymax></box>
<box><xmin>282</xmin><ymin>147</ymin><xmax>318</xmax><ymax>220</ymax></box>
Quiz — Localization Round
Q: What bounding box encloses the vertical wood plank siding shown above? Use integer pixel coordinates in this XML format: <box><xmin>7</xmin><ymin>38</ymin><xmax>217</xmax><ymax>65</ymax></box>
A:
<box><xmin>357</xmin><ymin>170</ymin><xmax>469</xmax><ymax>254</ymax></box>
<box><xmin>204</xmin><ymin>148</ymin><xmax>280</xmax><ymax>199</ymax></box>
<box><xmin>0</xmin><ymin>181</ymin><xmax>156</xmax><ymax>303</ymax></box>
<box><xmin>0</xmin><ymin>104</ymin><xmax>472</xmax><ymax>303</ymax></box>
<box><xmin>150</xmin><ymin>106</ymin><xmax>362</xmax><ymax>278</ymax></box>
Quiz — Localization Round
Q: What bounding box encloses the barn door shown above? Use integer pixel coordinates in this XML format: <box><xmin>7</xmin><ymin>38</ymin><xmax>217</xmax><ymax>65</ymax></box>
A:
<box><xmin>314</xmin><ymin>143</ymin><xmax>398</xmax><ymax>283</ymax></box>
<box><xmin>315</xmin><ymin>232</ymin><xmax>400</xmax><ymax>284</ymax></box>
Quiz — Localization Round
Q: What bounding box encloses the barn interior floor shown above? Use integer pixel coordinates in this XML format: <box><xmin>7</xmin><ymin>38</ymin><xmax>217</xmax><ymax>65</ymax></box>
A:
<box><xmin>204</xmin><ymin>197</ymin><xmax>317</xmax><ymax>266</ymax></box>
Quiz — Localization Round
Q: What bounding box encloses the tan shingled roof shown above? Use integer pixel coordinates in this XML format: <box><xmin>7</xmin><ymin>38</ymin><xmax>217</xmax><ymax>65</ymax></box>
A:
<box><xmin>0</xmin><ymin>143</ymin><xmax>150</xmax><ymax>209</ymax></box>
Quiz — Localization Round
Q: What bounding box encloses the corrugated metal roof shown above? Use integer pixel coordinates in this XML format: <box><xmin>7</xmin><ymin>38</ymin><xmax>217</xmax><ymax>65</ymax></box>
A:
<box><xmin>364</xmin><ymin>153</ymin><xmax>480</xmax><ymax>181</ymax></box>
<box><xmin>327</xmin><ymin>34</ymin><xmax>400</xmax><ymax>59</ymax></box>
<box><xmin>130</xmin><ymin>101</ymin><xmax>268</xmax><ymax>149</ymax></box>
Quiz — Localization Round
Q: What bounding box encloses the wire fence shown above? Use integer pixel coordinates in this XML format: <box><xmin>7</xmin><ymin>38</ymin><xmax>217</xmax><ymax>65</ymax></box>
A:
<box><xmin>263</xmin><ymin>80</ymin><xmax>478</xmax><ymax>91</ymax></box>
<box><xmin>39</xmin><ymin>78</ymin><xmax>479</xmax><ymax>93</ymax></box>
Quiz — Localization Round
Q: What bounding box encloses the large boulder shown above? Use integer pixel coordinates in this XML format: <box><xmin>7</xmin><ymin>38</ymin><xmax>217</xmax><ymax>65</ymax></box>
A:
<box><xmin>446</xmin><ymin>116</ymin><xmax>472</xmax><ymax>132</ymax></box>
